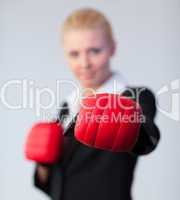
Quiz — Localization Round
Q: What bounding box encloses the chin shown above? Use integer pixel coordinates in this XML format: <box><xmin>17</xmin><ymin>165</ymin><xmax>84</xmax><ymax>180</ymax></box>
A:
<box><xmin>81</xmin><ymin>81</ymin><xmax>96</xmax><ymax>89</ymax></box>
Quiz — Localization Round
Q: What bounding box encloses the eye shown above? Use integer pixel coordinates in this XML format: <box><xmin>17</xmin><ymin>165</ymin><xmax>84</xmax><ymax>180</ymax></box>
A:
<box><xmin>69</xmin><ymin>51</ymin><xmax>79</xmax><ymax>58</ymax></box>
<box><xmin>89</xmin><ymin>48</ymin><xmax>102</xmax><ymax>55</ymax></box>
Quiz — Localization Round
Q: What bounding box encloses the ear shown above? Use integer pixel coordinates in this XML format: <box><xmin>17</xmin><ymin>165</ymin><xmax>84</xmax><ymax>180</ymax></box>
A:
<box><xmin>110</xmin><ymin>40</ymin><xmax>116</xmax><ymax>57</ymax></box>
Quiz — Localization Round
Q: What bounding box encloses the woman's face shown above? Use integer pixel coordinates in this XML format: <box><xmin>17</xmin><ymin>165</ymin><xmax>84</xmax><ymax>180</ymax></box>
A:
<box><xmin>63</xmin><ymin>28</ymin><xmax>115</xmax><ymax>89</ymax></box>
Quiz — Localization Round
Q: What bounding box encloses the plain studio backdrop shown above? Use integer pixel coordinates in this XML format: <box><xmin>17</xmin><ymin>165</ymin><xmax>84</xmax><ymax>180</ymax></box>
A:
<box><xmin>0</xmin><ymin>0</ymin><xmax>180</xmax><ymax>199</ymax></box>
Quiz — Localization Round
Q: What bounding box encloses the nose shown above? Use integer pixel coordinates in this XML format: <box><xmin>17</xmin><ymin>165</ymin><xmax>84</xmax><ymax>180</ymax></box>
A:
<box><xmin>80</xmin><ymin>53</ymin><xmax>91</xmax><ymax>69</ymax></box>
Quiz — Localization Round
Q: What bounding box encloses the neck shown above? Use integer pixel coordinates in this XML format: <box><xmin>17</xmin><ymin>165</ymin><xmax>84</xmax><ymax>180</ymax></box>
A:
<box><xmin>82</xmin><ymin>71</ymin><xmax>113</xmax><ymax>97</ymax></box>
<box><xmin>95</xmin><ymin>71</ymin><xmax>113</xmax><ymax>90</ymax></box>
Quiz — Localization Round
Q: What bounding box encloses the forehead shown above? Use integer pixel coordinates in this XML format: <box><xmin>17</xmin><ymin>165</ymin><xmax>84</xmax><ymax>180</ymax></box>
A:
<box><xmin>63</xmin><ymin>29</ymin><xmax>109</xmax><ymax>50</ymax></box>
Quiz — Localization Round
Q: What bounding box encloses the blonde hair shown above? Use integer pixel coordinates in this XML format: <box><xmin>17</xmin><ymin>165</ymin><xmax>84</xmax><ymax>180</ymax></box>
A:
<box><xmin>62</xmin><ymin>8</ymin><xmax>114</xmax><ymax>43</ymax></box>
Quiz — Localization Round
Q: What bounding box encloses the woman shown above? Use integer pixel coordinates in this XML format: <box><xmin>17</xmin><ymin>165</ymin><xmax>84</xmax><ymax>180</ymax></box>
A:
<box><xmin>25</xmin><ymin>8</ymin><xmax>160</xmax><ymax>200</ymax></box>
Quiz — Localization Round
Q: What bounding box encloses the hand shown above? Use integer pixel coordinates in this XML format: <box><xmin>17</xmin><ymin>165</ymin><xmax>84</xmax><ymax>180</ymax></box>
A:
<box><xmin>24</xmin><ymin>121</ymin><xmax>64</xmax><ymax>164</ymax></box>
<box><xmin>75</xmin><ymin>93</ymin><xmax>142</xmax><ymax>152</ymax></box>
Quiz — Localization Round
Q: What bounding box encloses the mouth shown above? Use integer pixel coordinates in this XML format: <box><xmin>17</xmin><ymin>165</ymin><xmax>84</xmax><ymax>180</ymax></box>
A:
<box><xmin>80</xmin><ymin>73</ymin><xmax>94</xmax><ymax>80</ymax></box>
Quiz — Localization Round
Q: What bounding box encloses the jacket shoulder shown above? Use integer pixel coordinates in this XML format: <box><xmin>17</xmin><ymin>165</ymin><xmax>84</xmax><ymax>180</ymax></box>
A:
<box><xmin>122</xmin><ymin>86</ymin><xmax>157</xmax><ymax>119</ymax></box>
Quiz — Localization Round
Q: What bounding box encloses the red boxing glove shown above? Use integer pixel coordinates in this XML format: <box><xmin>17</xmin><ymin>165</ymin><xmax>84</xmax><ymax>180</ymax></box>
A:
<box><xmin>75</xmin><ymin>93</ymin><xmax>142</xmax><ymax>152</ymax></box>
<box><xmin>24</xmin><ymin>122</ymin><xmax>64</xmax><ymax>164</ymax></box>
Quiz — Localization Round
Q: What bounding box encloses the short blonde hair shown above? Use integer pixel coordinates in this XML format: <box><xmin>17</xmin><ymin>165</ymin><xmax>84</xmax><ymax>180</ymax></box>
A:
<box><xmin>62</xmin><ymin>8</ymin><xmax>114</xmax><ymax>43</ymax></box>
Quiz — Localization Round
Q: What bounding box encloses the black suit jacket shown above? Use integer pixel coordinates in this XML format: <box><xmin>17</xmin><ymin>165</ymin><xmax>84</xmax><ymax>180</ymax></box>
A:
<box><xmin>34</xmin><ymin>87</ymin><xmax>160</xmax><ymax>200</ymax></box>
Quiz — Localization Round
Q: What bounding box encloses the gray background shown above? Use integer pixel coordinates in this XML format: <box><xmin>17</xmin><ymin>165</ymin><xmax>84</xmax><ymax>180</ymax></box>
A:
<box><xmin>0</xmin><ymin>0</ymin><xmax>180</xmax><ymax>199</ymax></box>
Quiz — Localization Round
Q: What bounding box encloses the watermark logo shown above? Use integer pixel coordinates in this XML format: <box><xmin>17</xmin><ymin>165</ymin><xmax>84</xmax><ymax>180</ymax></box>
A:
<box><xmin>0</xmin><ymin>78</ymin><xmax>180</xmax><ymax>122</ymax></box>
<box><xmin>156</xmin><ymin>79</ymin><xmax>180</xmax><ymax>121</ymax></box>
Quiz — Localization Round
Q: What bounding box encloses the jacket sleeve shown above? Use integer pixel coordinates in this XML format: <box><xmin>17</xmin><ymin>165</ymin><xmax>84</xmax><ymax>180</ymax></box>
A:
<box><xmin>122</xmin><ymin>87</ymin><xmax>160</xmax><ymax>156</ymax></box>
<box><xmin>33</xmin><ymin>164</ymin><xmax>52</xmax><ymax>196</ymax></box>
<box><xmin>33</xmin><ymin>101</ymin><xmax>69</xmax><ymax>196</ymax></box>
